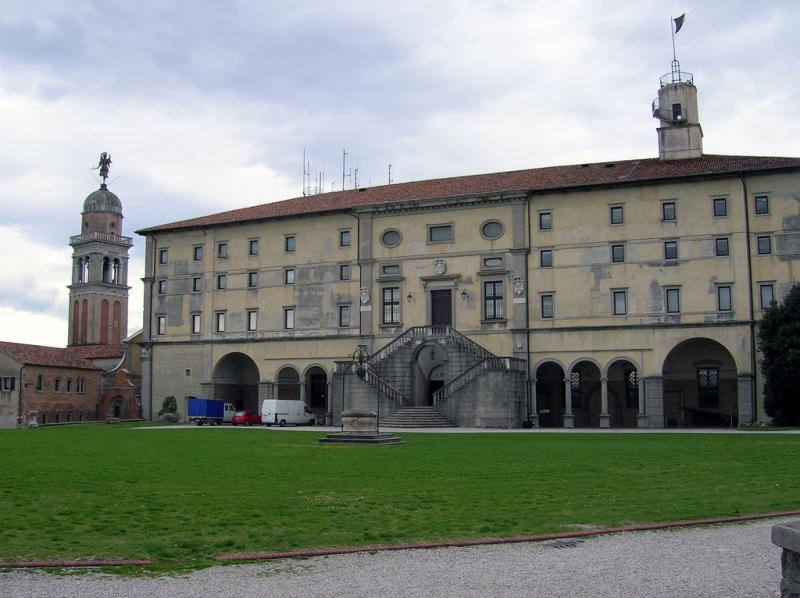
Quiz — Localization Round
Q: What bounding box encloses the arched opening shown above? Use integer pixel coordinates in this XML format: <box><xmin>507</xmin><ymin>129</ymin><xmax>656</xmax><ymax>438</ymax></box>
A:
<box><xmin>108</xmin><ymin>396</ymin><xmax>129</xmax><ymax>419</ymax></box>
<box><xmin>276</xmin><ymin>367</ymin><xmax>300</xmax><ymax>401</ymax></box>
<box><xmin>213</xmin><ymin>353</ymin><xmax>260</xmax><ymax>412</ymax></box>
<box><xmin>607</xmin><ymin>360</ymin><xmax>640</xmax><ymax>428</ymax></box>
<box><xmin>535</xmin><ymin>362</ymin><xmax>565</xmax><ymax>427</ymax></box>
<box><xmin>77</xmin><ymin>258</ymin><xmax>84</xmax><ymax>283</ymax></box>
<box><xmin>102</xmin><ymin>257</ymin><xmax>111</xmax><ymax>283</ymax></box>
<box><xmin>663</xmin><ymin>338</ymin><xmax>738</xmax><ymax>427</ymax></box>
<box><xmin>112</xmin><ymin>259</ymin><xmax>120</xmax><ymax>284</ymax></box>
<box><xmin>570</xmin><ymin>360</ymin><xmax>602</xmax><ymax>427</ymax></box>
<box><xmin>411</xmin><ymin>343</ymin><xmax>448</xmax><ymax>406</ymax></box>
<box><xmin>305</xmin><ymin>366</ymin><xmax>327</xmax><ymax>418</ymax></box>
<box><xmin>82</xmin><ymin>257</ymin><xmax>90</xmax><ymax>283</ymax></box>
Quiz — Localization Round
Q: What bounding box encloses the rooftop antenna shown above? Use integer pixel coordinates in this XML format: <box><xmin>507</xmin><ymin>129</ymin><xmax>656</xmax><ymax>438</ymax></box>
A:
<box><xmin>388</xmin><ymin>163</ymin><xmax>393</xmax><ymax>185</ymax></box>
<box><xmin>302</xmin><ymin>149</ymin><xmax>310</xmax><ymax>196</ymax></box>
<box><xmin>354</xmin><ymin>153</ymin><xmax>360</xmax><ymax>188</ymax></box>
<box><xmin>341</xmin><ymin>148</ymin><xmax>352</xmax><ymax>191</ymax></box>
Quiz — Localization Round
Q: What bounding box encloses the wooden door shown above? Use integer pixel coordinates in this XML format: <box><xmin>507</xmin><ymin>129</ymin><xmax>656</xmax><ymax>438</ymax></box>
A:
<box><xmin>431</xmin><ymin>290</ymin><xmax>452</xmax><ymax>326</ymax></box>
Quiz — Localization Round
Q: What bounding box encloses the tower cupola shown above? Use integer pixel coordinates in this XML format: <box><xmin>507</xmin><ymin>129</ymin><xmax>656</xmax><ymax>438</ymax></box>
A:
<box><xmin>652</xmin><ymin>61</ymin><xmax>703</xmax><ymax>160</ymax></box>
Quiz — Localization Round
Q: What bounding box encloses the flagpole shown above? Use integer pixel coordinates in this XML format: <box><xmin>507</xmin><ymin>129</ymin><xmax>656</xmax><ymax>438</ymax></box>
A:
<box><xmin>671</xmin><ymin>17</ymin><xmax>677</xmax><ymax>63</ymax></box>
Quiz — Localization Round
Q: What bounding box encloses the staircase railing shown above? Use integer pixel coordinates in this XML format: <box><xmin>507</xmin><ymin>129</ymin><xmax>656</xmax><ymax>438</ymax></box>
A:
<box><xmin>433</xmin><ymin>356</ymin><xmax>526</xmax><ymax>405</ymax></box>
<box><xmin>369</xmin><ymin>325</ymin><xmax>494</xmax><ymax>367</ymax></box>
<box><xmin>334</xmin><ymin>361</ymin><xmax>408</xmax><ymax>407</ymax></box>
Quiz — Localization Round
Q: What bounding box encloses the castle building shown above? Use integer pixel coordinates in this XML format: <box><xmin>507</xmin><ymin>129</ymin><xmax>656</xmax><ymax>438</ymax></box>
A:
<box><xmin>136</xmin><ymin>65</ymin><xmax>800</xmax><ymax>428</ymax></box>
<box><xmin>0</xmin><ymin>159</ymin><xmax>141</xmax><ymax>427</ymax></box>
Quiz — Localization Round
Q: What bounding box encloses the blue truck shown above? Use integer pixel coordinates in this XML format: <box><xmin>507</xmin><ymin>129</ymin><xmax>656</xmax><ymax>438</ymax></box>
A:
<box><xmin>186</xmin><ymin>397</ymin><xmax>235</xmax><ymax>426</ymax></box>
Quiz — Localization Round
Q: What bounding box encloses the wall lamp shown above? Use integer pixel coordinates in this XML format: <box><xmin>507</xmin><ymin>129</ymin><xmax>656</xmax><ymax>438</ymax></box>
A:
<box><xmin>460</xmin><ymin>289</ymin><xmax>469</xmax><ymax>301</ymax></box>
<box><xmin>406</xmin><ymin>292</ymin><xmax>414</xmax><ymax>303</ymax></box>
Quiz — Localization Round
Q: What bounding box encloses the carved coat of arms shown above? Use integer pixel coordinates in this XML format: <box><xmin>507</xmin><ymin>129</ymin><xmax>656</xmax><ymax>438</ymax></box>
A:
<box><xmin>360</xmin><ymin>286</ymin><xmax>370</xmax><ymax>305</ymax></box>
<box><xmin>512</xmin><ymin>275</ymin><xmax>525</xmax><ymax>296</ymax></box>
<box><xmin>434</xmin><ymin>258</ymin><xmax>447</xmax><ymax>276</ymax></box>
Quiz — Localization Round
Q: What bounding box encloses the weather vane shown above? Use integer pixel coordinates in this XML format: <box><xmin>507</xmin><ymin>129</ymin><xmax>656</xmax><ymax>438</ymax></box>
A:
<box><xmin>95</xmin><ymin>152</ymin><xmax>112</xmax><ymax>187</ymax></box>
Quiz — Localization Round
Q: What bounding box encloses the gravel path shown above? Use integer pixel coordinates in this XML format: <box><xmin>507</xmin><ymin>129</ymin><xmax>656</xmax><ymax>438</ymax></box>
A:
<box><xmin>0</xmin><ymin>517</ymin><xmax>788</xmax><ymax>597</ymax></box>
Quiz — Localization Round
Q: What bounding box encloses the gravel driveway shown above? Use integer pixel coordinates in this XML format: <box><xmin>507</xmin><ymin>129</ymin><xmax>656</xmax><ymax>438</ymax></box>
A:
<box><xmin>0</xmin><ymin>517</ymin><xmax>787</xmax><ymax>597</ymax></box>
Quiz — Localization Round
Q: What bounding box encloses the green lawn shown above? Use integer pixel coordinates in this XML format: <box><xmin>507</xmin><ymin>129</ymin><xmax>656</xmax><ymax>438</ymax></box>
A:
<box><xmin>1</xmin><ymin>424</ymin><xmax>799</xmax><ymax>570</ymax></box>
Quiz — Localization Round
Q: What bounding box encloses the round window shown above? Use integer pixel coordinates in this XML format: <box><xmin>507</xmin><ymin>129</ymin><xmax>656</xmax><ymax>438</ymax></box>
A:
<box><xmin>481</xmin><ymin>220</ymin><xmax>504</xmax><ymax>240</ymax></box>
<box><xmin>381</xmin><ymin>229</ymin><xmax>401</xmax><ymax>247</ymax></box>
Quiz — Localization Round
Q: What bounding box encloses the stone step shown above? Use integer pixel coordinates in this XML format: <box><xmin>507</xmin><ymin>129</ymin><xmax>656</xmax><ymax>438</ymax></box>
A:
<box><xmin>380</xmin><ymin>406</ymin><xmax>457</xmax><ymax>428</ymax></box>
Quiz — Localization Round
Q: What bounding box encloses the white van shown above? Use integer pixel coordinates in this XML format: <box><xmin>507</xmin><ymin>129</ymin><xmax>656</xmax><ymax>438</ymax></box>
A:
<box><xmin>261</xmin><ymin>399</ymin><xmax>316</xmax><ymax>427</ymax></box>
<box><xmin>223</xmin><ymin>403</ymin><xmax>236</xmax><ymax>424</ymax></box>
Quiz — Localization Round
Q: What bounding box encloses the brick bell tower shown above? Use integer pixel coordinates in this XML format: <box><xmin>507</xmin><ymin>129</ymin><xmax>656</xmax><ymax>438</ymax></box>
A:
<box><xmin>68</xmin><ymin>153</ymin><xmax>132</xmax><ymax>347</ymax></box>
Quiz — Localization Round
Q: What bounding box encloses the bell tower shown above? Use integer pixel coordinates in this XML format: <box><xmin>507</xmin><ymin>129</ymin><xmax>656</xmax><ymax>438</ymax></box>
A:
<box><xmin>68</xmin><ymin>153</ymin><xmax>132</xmax><ymax>346</ymax></box>
<box><xmin>652</xmin><ymin>60</ymin><xmax>703</xmax><ymax>160</ymax></box>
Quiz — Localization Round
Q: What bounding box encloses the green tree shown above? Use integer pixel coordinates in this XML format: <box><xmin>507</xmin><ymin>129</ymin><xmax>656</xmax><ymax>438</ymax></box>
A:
<box><xmin>759</xmin><ymin>283</ymin><xmax>800</xmax><ymax>425</ymax></box>
<box><xmin>158</xmin><ymin>396</ymin><xmax>177</xmax><ymax>415</ymax></box>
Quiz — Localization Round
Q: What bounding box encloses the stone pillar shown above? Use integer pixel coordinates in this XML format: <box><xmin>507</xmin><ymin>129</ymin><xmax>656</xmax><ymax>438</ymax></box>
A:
<box><xmin>200</xmin><ymin>382</ymin><xmax>213</xmax><ymax>399</ymax></box>
<box><xmin>636</xmin><ymin>371</ymin><xmax>649</xmax><ymax>428</ymax></box>
<box><xmin>599</xmin><ymin>377</ymin><xmax>610</xmax><ymax>428</ymax></box>
<box><xmin>772</xmin><ymin>521</ymin><xmax>800</xmax><ymax>598</ymax></box>
<box><xmin>325</xmin><ymin>381</ymin><xmax>334</xmax><ymax>425</ymax></box>
<box><xmin>299</xmin><ymin>381</ymin><xmax>306</xmax><ymax>405</ymax></box>
<box><xmin>563</xmin><ymin>377</ymin><xmax>575</xmax><ymax>428</ymax></box>
<box><xmin>644</xmin><ymin>376</ymin><xmax>664</xmax><ymax>429</ymax></box>
<box><xmin>258</xmin><ymin>380</ymin><xmax>273</xmax><ymax>403</ymax></box>
<box><xmin>140</xmin><ymin>345</ymin><xmax>153</xmax><ymax>421</ymax></box>
<box><xmin>529</xmin><ymin>379</ymin><xmax>539</xmax><ymax>427</ymax></box>
<box><xmin>737</xmin><ymin>374</ymin><xmax>754</xmax><ymax>426</ymax></box>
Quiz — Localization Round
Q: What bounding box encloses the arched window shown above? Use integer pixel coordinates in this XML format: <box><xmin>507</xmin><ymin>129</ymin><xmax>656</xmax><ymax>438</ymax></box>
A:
<box><xmin>102</xmin><ymin>257</ymin><xmax>111</xmax><ymax>283</ymax></box>
<box><xmin>83</xmin><ymin>257</ymin><xmax>90</xmax><ymax>283</ymax></box>
<box><xmin>112</xmin><ymin>259</ymin><xmax>120</xmax><ymax>284</ymax></box>
<box><xmin>77</xmin><ymin>258</ymin><xmax>84</xmax><ymax>282</ymax></box>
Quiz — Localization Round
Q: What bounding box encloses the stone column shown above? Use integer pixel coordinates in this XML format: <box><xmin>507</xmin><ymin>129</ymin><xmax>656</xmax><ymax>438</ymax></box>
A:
<box><xmin>258</xmin><ymin>380</ymin><xmax>273</xmax><ymax>403</ymax></box>
<box><xmin>529</xmin><ymin>379</ymin><xmax>539</xmax><ymax>427</ymax></box>
<box><xmin>140</xmin><ymin>345</ymin><xmax>153</xmax><ymax>421</ymax></box>
<box><xmin>599</xmin><ymin>377</ymin><xmax>610</xmax><ymax>428</ymax></box>
<box><xmin>644</xmin><ymin>376</ymin><xmax>664</xmax><ymax>429</ymax></box>
<box><xmin>299</xmin><ymin>381</ymin><xmax>306</xmax><ymax>405</ymax></box>
<box><xmin>636</xmin><ymin>372</ymin><xmax>649</xmax><ymax>428</ymax></box>
<box><xmin>200</xmin><ymin>382</ymin><xmax>213</xmax><ymax>399</ymax></box>
<box><xmin>563</xmin><ymin>377</ymin><xmax>575</xmax><ymax>428</ymax></box>
<box><xmin>325</xmin><ymin>381</ymin><xmax>334</xmax><ymax>425</ymax></box>
<box><xmin>737</xmin><ymin>374</ymin><xmax>754</xmax><ymax>426</ymax></box>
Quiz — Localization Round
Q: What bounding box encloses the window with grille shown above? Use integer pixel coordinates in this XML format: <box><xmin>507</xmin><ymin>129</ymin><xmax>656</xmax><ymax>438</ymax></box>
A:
<box><xmin>484</xmin><ymin>281</ymin><xmax>504</xmax><ymax>320</ymax></box>
<box><xmin>698</xmin><ymin>367</ymin><xmax>720</xmax><ymax>408</ymax></box>
<box><xmin>662</xmin><ymin>202</ymin><xmax>676</xmax><ymax>221</ymax></box>
<box><xmin>339</xmin><ymin>305</ymin><xmax>350</xmax><ymax>327</ymax></box>
<box><xmin>625</xmin><ymin>370</ymin><xmax>639</xmax><ymax>409</ymax></box>
<box><xmin>570</xmin><ymin>371</ymin><xmax>581</xmax><ymax>408</ymax></box>
<box><xmin>249</xmin><ymin>239</ymin><xmax>259</xmax><ymax>255</ymax></box>
<box><xmin>382</xmin><ymin>287</ymin><xmax>400</xmax><ymax>324</ymax></box>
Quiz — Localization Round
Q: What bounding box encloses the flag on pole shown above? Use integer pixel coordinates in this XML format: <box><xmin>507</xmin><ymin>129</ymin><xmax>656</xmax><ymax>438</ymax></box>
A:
<box><xmin>673</xmin><ymin>13</ymin><xmax>686</xmax><ymax>34</ymax></box>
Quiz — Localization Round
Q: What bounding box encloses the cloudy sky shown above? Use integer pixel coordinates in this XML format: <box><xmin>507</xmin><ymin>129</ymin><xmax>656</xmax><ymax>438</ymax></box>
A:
<box><xmin>1</xmin><ymin>0</ymin><xmax>798</xmax><ymax>347</ymax></box>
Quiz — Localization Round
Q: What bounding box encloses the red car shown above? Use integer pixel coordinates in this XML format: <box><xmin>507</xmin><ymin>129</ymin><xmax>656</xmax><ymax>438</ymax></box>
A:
<box><xmin>231</xmin><ymin>410</ymin><xmax>261</xmax><ymax>426</ymax></box>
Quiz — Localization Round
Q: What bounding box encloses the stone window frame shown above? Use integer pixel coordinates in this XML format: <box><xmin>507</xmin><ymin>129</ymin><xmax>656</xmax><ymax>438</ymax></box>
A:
<box><xmin>284</xmin><ymin>268</ymin><xmax>295</xmax><ymax>285</ymax></box>
<box><xmin>157</xmin><ymin>279</ymin><xmax>167</xmax><ymax>295</ymax></box>
<box><xmin>665</xmin><ymin>286</ymin><xmax>681</xmax><ymax>314</ymax></box>
<box><xmin>539</xmin><ymin>249</ymin><xmax>553</xmax><ymax>268</ymax></box>
<box><xmin>479</xmin><ymin>219</ymin><xmax>504</xmax><ymax>241</ymax></box>
<box><xmin>427</xmin><ymin>222</ymin><xmax>455</xmax><ymax>245</ymax></box>
<box><xmin>609</xmin><ymin>204</ymin><xmax>625</xmax><ymax>226</ymax></box>
<box><xmin>248</xmin><ymin>238</ymin><xmax>260</xmax><ymax>256</ymax></box>
<box><xmin>76</xmin><ymin>378</ymin><xmax>85</xmax><ymax>393</ymax></box>
<box><xmin>216</xmin><ymin>273</ymin><xmax>227</xmax><ymax>290</ymax></box>
<box><xmin>661</xmin><ymin>200</ymin><xmax>677</xmax><ymax>222</ymax></box>
<box><xmin>715</xmin><ymin>237</ymin><xmax>730</xmax><ymax>257</ymax></box>
<box><xmin>540</xmin><ymin>293</ymin><xmax>554</xmax><ymax>319</ymax></box>
<box><xmin>66</xmin><ymin>379</ymin><xmax>72</xmax><ymax>393</ymax></box>
<box><xmin>754</xmin><ymin>194</ymin><xmax>770</xmax><ymax>216</ymax></box>
<box><xmin>193</xmin><ymin>245</ymin><xmax>203</xmax><ymax>261</ymax></box>
<box><xmin>381</xmin><ymin>285</ymin><xmax>402</xmax><ymax>325</ymax></box>
<box><xmin>35</xmin><ymin>374</ymin><xmax>44</xmax><ymax>392</ymax></box>
<box><xmin>158</xmin><ymin>248</ymin><xmax>169</xmax><ymax>265</ymax></box>
<box><xmin>247</xmin><ymin>309</ymin><xmax>258</xmax><ymax>332</ymax></box>
<box><xmin>247</xmin><ymin>270</ymin><xmax>259</xmax><ymax>288</ymax></box>
<box><xmin>712</xmin><ymin>197</ymin><xmax>728</xmax><ymax>218</ymax></box>
<box><xmin>339</xmin><ymin>263</ymin><xmax>351</xmax><ymax>281</ymax></box>
<box><xmin>156</xmin><ymin>315</ymin><xmax>167</xmax><ymax>335</ymax></box>
<box><xmin>217</xmin><ymin>241</ymin><xmax>228</xmax><ymax>259</ymax></box>
<box><xmin>53</xmin><ymin>378</ymin><xmax>61</xmax><ymax>392</ymax></box>
<box><xmin>284</xmin><ymin>234</ymin><xmax>296</xmax><ymax>253</ymax></box>
<box><xmin>756</xmin><ymin>235</ymin><xmax>772</xmax><ymax>255</ymax></box>
<box><xmin>339</xmin><ymin>229</ymin><xmax>351</xmax><ymax>248</ymax></box>
<box><xmin>664</xmin><ymin>240</ymin><xmax>679</xmax><ymax>261</ymax></box>
<box><xmin>1</xmin><ymin>376</ymin><xmax>16</xmax><ymax>392</ymax></box>
<box><xmin>192</xmin><ymin>277</ymin><xmax>202</xmax><ymax>293</ymax></box>
<box><xmin>612</xmin><ymin>288</ymin><xmax>628</xmax><ymax>316</ymax></box>
<box><xmin>380</xmin><ymin>229</ymin><xmax>402</xmax><ymax>248</ymax></box>
<box><xmin>284</xmin><ymin>306</ymin><xmax>295</xmax><ymax>329</ymax></box>
<box><xmin>191</xmin><ymin>313</ymin><xmax>201</xmax><ymax>335</ymax></box>
<box><xmin>759</xmin><ymin>282</ymin><xmax>775</xmax><ymax>310</ymax></box>
<box><xmin>215</xmin><ymin>311</ymin><xmax>226</xmax><ymax>333</ymax></box>
<box><xmin>538</xmin><ymin>211</ymin><xmax>553</xmax><ymax>231</ymax></box>
<box><xmin>380</xmin><ymin>263</ymin><xmax>402</xmax><ymax>277</ymax></box>
<box><xmin>483</xmin><ymin>279</ymin><xmax>505</xmax><ymax>322</ymax></box>
<box><xmin>717</xmin><ymin>284</ymin><xmax>733</xmax><ymax>312</ymax></box>
<box><xmin>611</xmin><ymin>243</ymin><xmax>625</xmax><ymax>263</ymax></box>
<box><xmin>338</xmin><ymin>304</ymin><xmax>351</xmax><ymax>328</ymax></box>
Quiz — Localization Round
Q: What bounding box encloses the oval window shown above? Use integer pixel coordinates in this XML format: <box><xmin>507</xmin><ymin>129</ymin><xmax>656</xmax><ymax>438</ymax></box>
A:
<box><xmin>481</xmin><ymin>221</ymin><xmax>503</xmax><ymax>240</ymax></box>
<box><xmin>381</xmin><ymin>229</ymin><xmax>401</xmax><ymax>247</ymax></box>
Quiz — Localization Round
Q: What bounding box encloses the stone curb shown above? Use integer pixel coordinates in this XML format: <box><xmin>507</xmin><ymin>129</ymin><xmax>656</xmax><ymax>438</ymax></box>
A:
<box><xmin>216</xmin><ymin>509</ymin><xmax>800</xmax><ymax>563</ymax></box>
<box><xmin>0</xmin><ymin>560</ymin><xmax>153</xmax><ymax>569</ymax></box>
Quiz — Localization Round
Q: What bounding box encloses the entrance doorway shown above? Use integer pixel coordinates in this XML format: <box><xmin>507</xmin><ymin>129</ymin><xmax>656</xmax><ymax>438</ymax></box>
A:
<box><xmin>431</xmin><ymin>290</ymin><xmax>452</xmax><ymax>326</ymax></box>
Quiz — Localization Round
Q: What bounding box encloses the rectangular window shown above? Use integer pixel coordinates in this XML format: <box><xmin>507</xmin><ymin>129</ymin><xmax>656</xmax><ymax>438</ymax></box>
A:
<box><xmin>53</xmin><ymin>378</ymin><xmax>60</xmax><ymax>392</ymax></box>
<box><xmin>157</xmin><ymin>315</ymin><xmax>166</xmax><ymax>335</ymax></box>
<box><xmin>698</xmin><ymin>367</ymin><xmax>720</xmax><ymax>408</ymax></box>
<box><xmin>611</xmin><ymin>244</ymin><xmax>625</xmax><ymax>263</ymax></box>
<box><xmin>671</xmin><ymin>103</ymin><xmax>683</xmax><ymax>120</ymax></box>
<box><xmin>249</xmin><ymin>239</ymin><xmax>259</xmax><ymax>256</ymax></box>
<box><xmin>66</xmin><ymin>379</ymin><xmax>72</xmax><ymax>392</ymax></box>
<box><xmin>381</xmin><ymin>264</ymin><xmax>401</xmax><ymax>276</ymax></box>
<box><xmin>665</xmin><ymin>288</ymin><xmax>680</xmax><ymax>313</ymax></box>
<box><xmin>0</xmin><ymin>377</ymin><xmax>14</xmax><ymax>392</ymax></box>
<box><xmin>217</xmin><ymin>274</ymin><xmax>227</xmax><ymax>289</ymax></box>
<box><xmin>284</xmin><ymin>307</ymin><xmax>295</xmax><ymax>329</ymax></box>
<box><xmin>36</xmin><ymin>375</ymin><xmax>43</xmax><ymax>392</ymax></box>
<box><xmin>215</xmin><ymin>311</ymin><xmax>226</xmax><ymax>332</ymax></box>
<box><xmin>613</xmin><ymin>290</ymin><xmax>627</xmax><ymax>315</ymax></box>
<box><xmin>483</xmin><ymin>257</ymin><xmax>504</xmax><ymax>269</ymax></box>
<box><xmin>713</xmin><ymin>197</ymin><xmax>727</xmax><ymax>217</ymax></box>
<box><xmin>192</xmin><ymin>277</ymin><xmax>202</xmax><ymax>292</ymax></box>
<box><xmin>662</xmin><ymin>202</ymin><xmax>676</xmax><ymax>221</ymax></box>
<box><xmin>285</xmin><ymin>268</ymin><xmax>295</xmax><ymax>284</ymax></box>
<box><xmin>428</xmin><ymin>224</ymin><xmax>454</xmax><ymax>243</ymax></box>
<box><xmin>247</xmin><ymin>310</ymin><xmax>258</xmax><ymax>331</ymax></box>
<box><xmin>158</xmin><ymin>248</ymin><xmax>168</xmax><ymax>264</ymax></box>
<box><xmin>77</xmin><ymin>378</ymin><xmax>84</xmax><ymax>393</ymax></box>
<box><xmin>715</xmin><ymin>237</ymin><xmax>729</xmax><ymax>257</ymax></box>
<box><xmin>717</xmin><ymin>285</ymin><xmax>732</xmax><ymax>312</ymax></box>
<box><xmin>757</xmin><ymin>236</ymin><xmax>772</xmax><ymax>255</ymax></box>
<box><xmin>540</xmin><ymin>249</ymin><xmax>552</xmax><ymax>268</ymax></box>
<box><xmin>339</xmin><ymin>264</ymin><xmax>350</xmax><ymax>281</ymax></box>
<box><xmin>760</xmin><ymin>284</ymin><xmax>775</xmax><ymax>310</ymax></box>
<box><xmin>217</xmin><ymin>242</ymin><xmax>228</xmax><ymax>258</ymax></box>
<box><xmin>754</xmin><ymin>195</ymin><xmax>769</xmax><ymax>215</ymax></box>
<box><xmin>338</xmin><ymin>305</ymin><xmax>350</xmax><ymax>327</ymax></box>
<box><xmin>248</xmin><ymin>271</ymin><xmax>258</xmax><ymax>288</ymax></box>
<box><xmin>157</xmin><ymin>280</ymin><xmax>166</xmax><ymax>294</ymax></box>
<box><xmin>382</xmin><ymin>287</ymin><xmax>400</xmax><ymax>324</ymax></box>
<box><xmin>541</xmin><ymin>294</ymin><xmax>554</xmax><ymax>319</ymax></box>
<box><xmin>193</xmin><ymin>246</ymin><xmax>203</xmax><ymax>261</ymax></box>
<box><xmin>285</xmin><ymin>235</ymin><xmax>295</xmax><ymax>252</ymax></box>
<box><xmin>610</xmin><ymin>206</ymin><xmax>624</xmax><ymax>225</ymax></box>
<box><xmin>484</xmin><ymin>281</ymin><xmax>504</xmax><ymax>320</ymax></box>
<box><xmin>191</xmin><ymin>313</ymin><xmax>201</xmax><ymax>334</ymax></box>
<box><xmin>539</xmin><ymin>212</ymin><xmax>552</xmax><ymax>231</ymax></box>
<box><xmin>664</xmin><ymin>241</ymin><xmax>678</xmax><ymax>260</ymax></box>
<box><xmin>339</xmin><ymin>230</ymin><xmax>351</xmax><ymax>247</ymax></box>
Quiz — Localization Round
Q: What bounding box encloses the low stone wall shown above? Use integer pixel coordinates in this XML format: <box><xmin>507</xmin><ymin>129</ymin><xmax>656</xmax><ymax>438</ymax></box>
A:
<box><xmin>772</xmin><ymin>521</ymin><xmax>800</xmax><ymax>597</ymax></box>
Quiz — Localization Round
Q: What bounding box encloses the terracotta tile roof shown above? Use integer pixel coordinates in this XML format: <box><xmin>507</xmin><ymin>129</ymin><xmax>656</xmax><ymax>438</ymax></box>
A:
<box><xmin>0</xmin><ymin>342</ymin><xmax>100</xmax><ymax>370</ymax></box>
<box><xmin>137</xmin><ymin>154</ymin><xmax>800</xmax><ymax>234</ymax></box>
<box><xmin>68</xmin><ymin>345</ymin><xmax>125</xmax><ymax>360</ymax></box>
